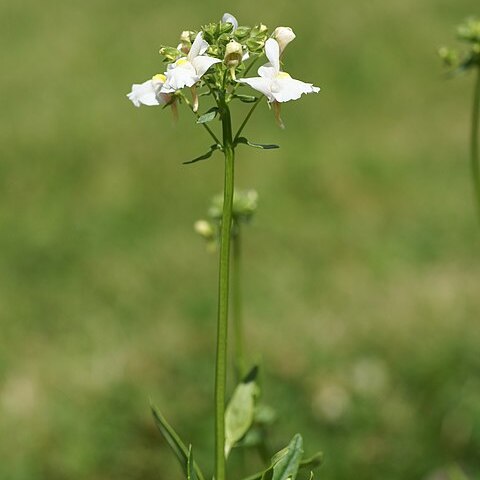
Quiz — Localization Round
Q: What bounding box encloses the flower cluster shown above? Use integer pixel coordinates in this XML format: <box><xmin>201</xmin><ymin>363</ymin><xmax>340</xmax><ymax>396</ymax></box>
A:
<box><xmin>195</xmin><ymin>189</ymin><xmax>258</xmax><ymax>250</ymax></box>
<box><xmin>439</xmin><ymin>17</ymin><xmax>480</xmax><ymax>74</ymax></box>
<box><xmin>127</xmin><ymin>13</ymin><xmax>319</xmax><ymax>127</ymax></box>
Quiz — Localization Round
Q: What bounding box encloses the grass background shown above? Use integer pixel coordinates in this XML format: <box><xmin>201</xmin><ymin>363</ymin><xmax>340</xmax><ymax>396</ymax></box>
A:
<box><xmin>1</xmin><ymin>0</ymin><xmax>479</xmax><ymax>479</ymax></box>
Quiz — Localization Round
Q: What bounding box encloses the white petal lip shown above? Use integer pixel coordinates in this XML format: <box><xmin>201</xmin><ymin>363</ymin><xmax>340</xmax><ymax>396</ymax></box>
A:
<box><xmin>237</xmin><ymin>77</ymin><xmax>275</xmax><ymax>102</ymax></box>
<box><xmin>127</xmin><ymin>79</ymin><xmax>168</xmax><ymax>107</ymax></box>
<box><xmin>264</xmin><ymin>38</ymin><xmax>281</xmax><ymax>73</ymax></box>
<box><xmin>270</xmin><ymin>78</ymin><xmax>320</xmax><ymax>102</ymax></box>
<box><xmin>188</xmin><ymin>32</ymin><xmax>208</xmax><ymax>60</ymax></box>
<box><xmin>192</xmin><ymin>56</ymin><xmax>222</xmax><ymax>78</ymax></box>
<box><xmin>222</xmin><ymin>13</ymin><xmax>238</xmax><ymax>30</ymax></box>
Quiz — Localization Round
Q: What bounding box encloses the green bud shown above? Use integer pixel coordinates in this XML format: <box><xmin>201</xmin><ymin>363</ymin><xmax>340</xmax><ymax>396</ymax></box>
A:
<box><xmin>457</xmin><ymin>18</ymin><xmax>480</xmax><ymax>44</ymax></box>
<box><xmin>246</xmin><ymin>37</ymin><xmax>265</xmax><ymax>53</ymax></box>
<box><xmin>207</xmin><ymin>45</ymin><xmax>221</xmax><ymax>57</ymax></box>
<box><xmin>438</xmin><ymin>46</ymin><xmax>458</xmax><ymax>67</ymax></box>
<box><xmin>159</xmin><ymin>46</ymin><xmax>181</xmax><ymax>61</ymax></box>
<box><xmin>194</xmin><ymin>220</ymin><xmax>215</xmax><ymax>239</ymax></box>
<box><xmin>234</xmin><ymin>26</ymin><xmax>251</xmax><ymax>40</ymax></box>
<box><xmin>219</xmin><ymin>22</ymin><xmax>234</xmax><ymax>35</ymax></box>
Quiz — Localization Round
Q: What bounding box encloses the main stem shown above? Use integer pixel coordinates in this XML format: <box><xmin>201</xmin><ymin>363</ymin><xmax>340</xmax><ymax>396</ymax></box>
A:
<box><xmin>215</xmin><ymin>99</ymin><xmax>235</xmax><ymax>480</ymax></box>
<box><xmin>471</xmin><ymin>66</ymin><xmax>480</xmax><ymax>223</ymax></box>
<box><xmin>232</xmin><ymin>226</ymin><xmax>246</xmax><ymax>380</ymax></box>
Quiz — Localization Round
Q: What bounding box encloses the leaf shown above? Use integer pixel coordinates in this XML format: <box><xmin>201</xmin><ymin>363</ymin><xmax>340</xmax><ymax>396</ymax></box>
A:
<box><xmin>150</xmin><ymin>403</ymin><xmax>205</xmax><ymax>480</ymax></box>
<box><xmin>233</xmin><ymin>94</ymin><xmax>259</xmax><ymax>103</ymax></box>
<box><xmin>299</xmin><ymin>452</ymin><xmax>324</xmax><ymax>471</ymax></box>
<box><xmin>270</xmin><ymin>434</ymin><xmax>304</xmax><ymax>480</ymax></box>
<box><xmin>187</xmin><ymin>445</ymin><xmax>198</xmax><ymax>480</ymax></box>
<box><xmin>240</xmin><ymin>450</ymin><xmax>323</xmax><ymax>480</ymax></box>
<box><xmin>235</xmin><ymin>137</ymin><xmax>280</xmax><ymax>150</ymax></box>
<box><xmin>183</xmin><ymin>144</ymin><xmax>221</xmax><ymax>165</ymax></box>
<box><xmin>196</xmin><ymin>107</ymin><xmax>218</xmax><ymax>124</ymax></box>
<box><xmin>225</xmin><ymin>366</ymin><xmax>259</xmax><ymax>457</ymax></box>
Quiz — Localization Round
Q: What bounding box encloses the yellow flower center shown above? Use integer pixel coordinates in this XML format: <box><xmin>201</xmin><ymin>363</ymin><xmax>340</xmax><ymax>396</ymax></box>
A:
<box><xmin>176</xmin><ymin>58</ymin><xmax>189</xmax><ymax>66</ymax></box>
<box><xmin>152</xmin><ymin>73</ymin><xmax>166</xmax><ymax>83</ymax></box>
<box><xmin>276</xmin><ymin>71</ymin><xmax>291</xmax><ymax>79</ymax></box>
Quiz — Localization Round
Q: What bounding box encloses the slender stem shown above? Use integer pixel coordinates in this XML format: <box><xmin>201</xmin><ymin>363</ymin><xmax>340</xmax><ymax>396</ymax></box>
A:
<box><xmin>214</xmin><ymin>99</ymin><xmax>235</xmax><ymax>480</ymax></box>
<box><xmin>232</xmin><ymin>225</ymin><xmax>246</xmax><ymax>380</ymax></box>
<box><xmin>471</xmin><ymin>66</ymin><xmax>480</xmax><ymax>223</ymax></box>
<box><xmin>234</xmin><ymin>97</ymin><xmax>263</xmax><ymax>142</ymax></box>
<box><xmin>180</xmin><ymin>92</ymin><xmax>221</xmax><ymax>145</ymax></box>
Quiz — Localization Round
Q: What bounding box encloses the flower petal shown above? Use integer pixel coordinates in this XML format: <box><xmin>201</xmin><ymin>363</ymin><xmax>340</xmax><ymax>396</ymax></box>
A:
<box><xmin>264</xmin><ymin>38</ymin><xmax>280</xmax><ymax>73</ymax></box>
<box><xmin>271</xmin><ymin>77</ymin><xmax>320</xmax><ymax>102</ymax></box>
<box><xmin>222</xmin><ymin>13</ymin><xmax>238</xmax><ymax>30</ymax></box>
<box><xmin>127</xmin><ymin>79</ymin><xmax>160</xmax><ymax>107</ymax></box>
<box><xmin>238</xmin><ymin>77</ymin><xmax>274</xmax><ymax>102</ymax></box>
<box><xmin>162</xmin><ymin>61</ymin><xmax>198</xmax><ymax>91</ymax></box>
<box><xmin>192</xmin><ymin>55</ymin><xmax>221</xmax><ymax>78</ymax></box>
<box><xmin>188</xmin><ymin>32</ymin><xmax>209</xmax><ymax>60</ymax></box>
<box><xmin>258</xmin><ymin>64</ymin><xmax>277</xmax><ymax>79</ymax></box>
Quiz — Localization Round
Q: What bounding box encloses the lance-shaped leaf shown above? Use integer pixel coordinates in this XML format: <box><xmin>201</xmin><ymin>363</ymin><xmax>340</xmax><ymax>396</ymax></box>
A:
<box><xmin>233</xmin><ymin>94</ymin><xmax>259</xmax><ymax>103</ymax></box>
<box><xmin>183</xmin><ymin>144</ymin><xmax>221</xmax><ymax>165</ymax></box>
<box><xmin>197</xmin><ymin>107</ymin><xmax>218</xmax><ymax>124</ymax></box>
<box><xmin>235</xmin><ymin>137</ymin><xmax>280</xmax><ymax>150</ymax></box>
<box><xmin>225</xmin><ymin>366</ymin><xmax>259</xmax><ymax>457</ymax></box>
<box><xmin>242</xmin><ymin>434</ymin><xmax>309</xmax><ymax>480</ymax></box>
<box><xmin>187</xmin><ymin>445</ymin><xmax>198</xmax><ymax>480</ymax></box>
<box><xmin>269</xmin><ymin>434</ymin><xmax>303</xmax><ymax>480</ymax></box>
<box><xmin>150</xmin><ymin>403</ymin><xmax>205</xmax><ymax>480</ymax></box>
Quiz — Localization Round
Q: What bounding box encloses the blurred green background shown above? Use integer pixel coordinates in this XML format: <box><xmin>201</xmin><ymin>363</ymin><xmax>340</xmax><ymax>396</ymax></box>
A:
<box><xmin>1</xmin><ymin>0</ymin><xmax>480</xmax><ymax>479</ymax></box>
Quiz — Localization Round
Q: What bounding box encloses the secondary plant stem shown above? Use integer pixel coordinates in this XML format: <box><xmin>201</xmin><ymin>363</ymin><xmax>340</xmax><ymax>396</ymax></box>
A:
<box><xmin>471</xmin><ymin>66</ymin><xmax>480</xmax><ymax>223</ymax></box>
<box><xmin>214</xmin><ymin>98</ymin><xmax>235</xmax><ymax>480</ymax></box>
<box><xmin>234</xmin><ymin>97</ymin><xmax>263</xmax><ymax>142</ymax></box>
<box><xmin>232</xmin><ymin>225</ymin><xmax>246</xmax><ymax>380</ymax></box>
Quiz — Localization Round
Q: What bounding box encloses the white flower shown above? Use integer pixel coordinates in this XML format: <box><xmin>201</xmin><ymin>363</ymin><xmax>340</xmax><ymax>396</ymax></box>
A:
<box><xmin>222</xmin><ymin>13</ymin><xmax>238</xmax><ymax>31</ymax></box>
<box><xmin>161</xmin><ymin>32</ymin><xmax>221</xmax><ymax>92</ymax></box>
<box><xmin>127</xmin><ymin>74</ymin><xmax>171</xmax><ymax>107</ymax></box>
<box><xmin>238</xmin><ymin>38</ymin><xmax>319</xmax><ymax>103</ymax></box>
<box><xmin>273</xmin><ymin>26</ymin><xmax>296</xmax><ymax>53</ymax></box>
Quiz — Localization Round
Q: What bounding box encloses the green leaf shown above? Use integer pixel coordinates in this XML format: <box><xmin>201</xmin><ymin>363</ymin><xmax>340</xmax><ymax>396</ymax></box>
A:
<box><xmin>187</xmin><ymin>445</ymin><xmax>198</xmax><ymax>480</ymax></box>
<box><xmin>225</xmin><ymin>367</ymin><xmax>259</xmax><ymax>457</ymax></box>
<box><xmin>235</xmin><ymin>137</ymin><xmax>280</xmax><ymax>150</ymax></box>
<box><xmin>270</xmin><ymin>434</ymin><xmax>304</xmax><ymax>480</ymax></box>
<box><xmin>183</xmin><ymin>144</ymin><xmax>221</xmax><ymax>165</ymax></box>
<box><xmin>233</xmin><ymin>94</ymin><xmax>259</xmax><ymax>103</ymax></box>
<box><xmin>150</xmin><ymin>403</ymin><xmax>205</xmax><ymax>480</ymax></box>
<box><xmin>240</xmin><ymin>450</ymin><xmax>323</xmax><ymax>480</ymax></box>
<box><xmin>196</xmin><ymin>107</ymin><xmax>218</xmax><ymax>124</ymax></box>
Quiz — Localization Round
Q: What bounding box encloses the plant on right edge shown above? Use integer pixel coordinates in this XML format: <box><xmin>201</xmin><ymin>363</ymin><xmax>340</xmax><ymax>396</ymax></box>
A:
<box><xmin>440</xmin><ymin>17</ymin><xmax>480</xmax><ymax>222</ymax></box>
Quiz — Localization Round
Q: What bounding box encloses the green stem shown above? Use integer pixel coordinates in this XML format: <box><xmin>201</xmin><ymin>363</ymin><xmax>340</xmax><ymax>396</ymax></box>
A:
<box><xmin>180</xmin><ymin>92</ymin><xmax>221</xmax><ymax>145</ymax></box>
<box><xmin>232</xmin><ymin>225</ymin><xmax>246</xmax><ymax>380</ymax></box>
<box><xmin>234</xmin><ymin>97</ymin><xmax>263</xmax><ymax>142</ymax></box>
<box><xmin>471</xmin><ymin>66</ymin><xmax>480</xmax><ymax>223</ymax></box>
<box><xmin>214</xmin><ymin>99</ymin><xmax>235</xmax><ymax>480</ymax></box>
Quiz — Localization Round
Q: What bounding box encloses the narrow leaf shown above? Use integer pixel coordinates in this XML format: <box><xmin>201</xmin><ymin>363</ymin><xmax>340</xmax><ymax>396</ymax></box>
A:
<box><xmin>150</xmin><ymin>403</ymin><xmax>205</xmax><ymax>480</ymax></box>
<box><xmin>235</xmin><ymin>137</ymin><xmax>280</xmax><ymax>150</ymax></box>
<box><xmin>183</xmin><ymin>144</ymin><xmax>220</xmax><ymax>165</ymax></box>
<box><xmin>233</xmin><ymin>94</ymin><xmax>259</xmax><ymax>103</ymax></box>
<box><xmin>196</xmin><ymin>107</ymin><xmax>218</xmax><ymax>124</ymax></box>
<box><xmin>187</xmin><ymin>445</ymin><xmax>198</xmax><ymax>480</ymax></box>
<box><xmin>225</xmin><ymin>368</ymin><xmax>258</xmax><ymax>457</ymax></box>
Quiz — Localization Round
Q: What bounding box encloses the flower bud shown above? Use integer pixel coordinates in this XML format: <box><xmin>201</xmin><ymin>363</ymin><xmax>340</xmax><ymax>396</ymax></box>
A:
<box><xmin>224</xmin><ymin>41</ymin><xmax>243</xmax><ymax>68</ymax></box>
<box><xmin>273</xmin><ymin>26</ymin><xmax>296</xmax><ymax>53</ymax></box>
<box><xmin>438</xmin><ymin>47</ymin><xmax>458</xmax><ymax>67</ymax></box>
<box><xmin>194</xmin><ymin>220</ymin><xmax>214</xmax><ymax>239</ymax></box>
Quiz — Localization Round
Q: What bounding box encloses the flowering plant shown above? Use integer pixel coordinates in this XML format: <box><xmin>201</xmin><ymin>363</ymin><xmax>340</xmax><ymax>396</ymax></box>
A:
<box><xmin>128</xmin><ymin>13</ymin><xmax>321</xmax><ymax>480</ymax></box>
